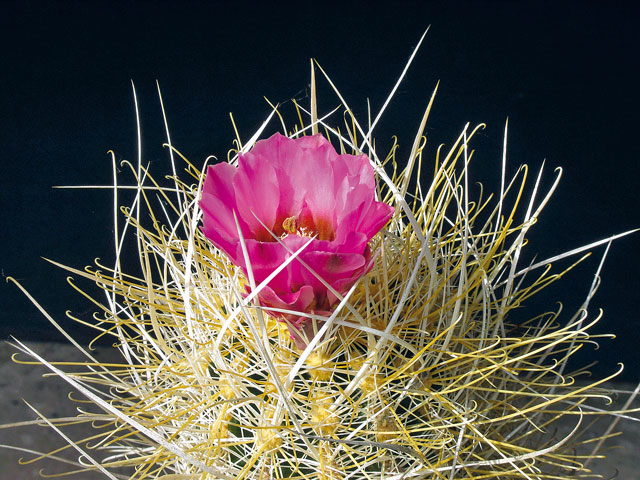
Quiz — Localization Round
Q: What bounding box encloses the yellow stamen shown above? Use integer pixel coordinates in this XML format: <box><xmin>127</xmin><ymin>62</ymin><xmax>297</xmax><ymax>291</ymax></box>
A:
<box><xmin>282</xmin><ymin>216</ymin><xmax>298</xmax><ymax>234</ymax></box>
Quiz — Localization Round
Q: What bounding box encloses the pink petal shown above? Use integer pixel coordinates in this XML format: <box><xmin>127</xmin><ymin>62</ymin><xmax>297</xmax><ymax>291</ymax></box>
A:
<box><xmin>233</xmin><ymin>153</ymin><xmax>280</xmax><ymax>241</ymax></box>
<box><xmin>358</xmin><ymin>201</ymin><xmax>395</xmax><ymax>239</ymax></box>
<box><xmin>201</xmin><ymin>163</ymin><xmax>247</xmax><ymax>236</ymax></box>
<box><xmin>295</xmin><ymin>133</ymin><xmax>333</xmax><ymax>150</ymax></box>
<box><xmin>333</xmin><ymin>153</ymin><xmax>374</xmax><ymax>193</ymax></box>
<box><xmin>332</xmin><ymin>231</ymin><xmax>369</xmax><ymax>254</ymax></box>
<box><xmin>243</xmin><ymin>235</ymin><xmax>312</xmax><ymax>292</ymax></box>
<box><xmin>326</xmin><ymin>275</ymin><xmax>363</xmax><ymax>306</ymax></box>
<box><xmin>200</xmin><ymin>163</ymin><xmax>251</xmax><ymax>263</ymax></box>
<box><xmin>243</xmin><ymin>238</ymin><xmax>293</xmax><ymax>288</ymax></box>
<box><xmin>334</xmin><ymin>185</ymin><xmax>373</xmax><ymax>242</ymax></box>
<box><xmin>299</xmin><ymin>250</ymin><xmax>366</xmax><ymax>292</ymax></box>
<box><xmin>249</xmin><ymin>133</ymin><xmax>307</xmax><ymax>224</ymax></box>
<box><xmin>257</xmin><ymin>284</ymin><xmax>315</xmax><ymax>315</ymax></box>
<box><xmin>295</xmin><ymin>142</ymin><xmax>337</xmax><ymax>238</ymax></box>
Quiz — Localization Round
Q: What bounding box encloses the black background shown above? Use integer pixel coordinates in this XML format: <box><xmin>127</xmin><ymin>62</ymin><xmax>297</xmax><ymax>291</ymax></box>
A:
<box><xmin>1</xmin><ymin>1</ymin><xmax>638</xmax><ymax>381</ymax></box>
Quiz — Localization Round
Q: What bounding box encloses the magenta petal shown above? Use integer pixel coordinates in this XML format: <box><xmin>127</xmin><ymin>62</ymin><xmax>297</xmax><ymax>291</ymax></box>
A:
<box><xmin>304</xmin><ymin>250</ymin><xmax>366</xmax><ymax>276</ymax></box>
<box><xmin>333</xmin><ymin>231</ymin><xmax>369</xmax><ymax>254</ymax></box>
<box><xmin>201</xmin><ymin>163</ymin><xmax>249</xmax><ymax>237</ymax></box>
<box><xmin>233</xmin><ymin>154</ymin><xmax>280</xmax><ymax>239</ymax></box>
<box><xmin>200</xmin><ymin>163</ymin><xmax>252</xmax><ymax>263</ymax></box>
<box><xmin>200</xmin><ymin>223</ymin><xmax>239</xmax><ymax>263</ymax></box>
<box><xmin>201</xmin><ymin>193</ymin><xmax>244</xmax><ymax>239</ymax></box>
<box><xmin>299</xmin><ymin>250</ymin><xmax>366</xmax><ymax>291</ymax></box>
<box><xmin>334</xmin><ymin>186</ymin><xmax>372</xmax><ymax>242</ymax></box>
<box><xmin>202</xmin><ymin>162</ymin><xmax>236</xmax><ymax>203</ymax></box>
<box><xmin>243</xmin><ymin>239</ymin><xmax>293</xmax><ymax>286</ymax></box>
<box><xmin>258</xmin><ymin>284</ymin><xmax>315</xmax><ymax>316</ymax></box>
<box><xmin>326</xmin><ymin>276</ymin><xmax>362</xmax><ymax>306</ymax></box>
<box><xmin>333</xmin><ymin>153</ymin><xmax>375</xmax><ymax>192</ymax></box>
<box><xmin>251</xmin><ymin>133</ymin><xmax>307</xmax><ymax>221</ymax></box>
<box><xmin>243</xmin><ymin>235</ymin><xmax>316</xmax><ymax>294</ymax></box>
<box><xmin>294</xmin><ymin>134</ymin><xmax>332</xmax><ymax>150</ymax></box>
<box><xmin>358</xmin><ymin>201</ymin><xmax>395</xmax><ymax>238</ymax></box>
<box><xmin>296</xmin><ymin>143</ymin><xmax>337</xmax><ymax>231</ymax></box>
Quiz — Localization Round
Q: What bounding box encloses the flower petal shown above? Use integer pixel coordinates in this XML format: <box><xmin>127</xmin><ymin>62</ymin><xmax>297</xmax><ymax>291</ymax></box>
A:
<box><xmin>257</xmin><ymin>284</ymin><xmax>315</xmax><ymax>316</ymax></box>
<box><xmin>295</xmin><ymin>141</ymin><xmax>337</xmax><ymax>238</ymax></box>
<box><xmin>248</xmin><ymin>133</ymin><xmax>308</xmax><ymax>228</ymax></box>
<box><xmin>358</xmin><ymin>201</ymin><xmax>395</xmax><ymax>239</ymax></box>
<box><xmin>200</xmin><ymin>163</ymin><xmax>251</xmax><ymax>262</ymax></box>
<box><xmin>300</xmin><ymin>250</ymin><xmax>366</xmax><ymax>292</ymax></box>
<box><xmin>233</xmin><ymin>153</ymin><xmax>280</xmax><ymax>241</ymax></box>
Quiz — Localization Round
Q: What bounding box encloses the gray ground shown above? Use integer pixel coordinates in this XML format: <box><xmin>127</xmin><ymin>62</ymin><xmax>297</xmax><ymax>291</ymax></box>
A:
<box><xmin>1</xmin><ymin>341</ymin><xmax>638</xmax><ymax>479</ymax></box>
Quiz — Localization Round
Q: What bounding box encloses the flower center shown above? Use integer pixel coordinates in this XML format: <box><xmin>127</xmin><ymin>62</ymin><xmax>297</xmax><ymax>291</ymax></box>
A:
<box><xmin>282</xmin><ymin>216</ymin><xmax>298</xmax><ymax>235</ymax></box>
<box><xmin>281</xmin><ymin>216</ymin><xmax>313</xmax><ymax>238</ymax></box>
<box><xmin>281</xmin><ymin>215</ymin><xmax>334</xmax><ymax>241</ymax></box>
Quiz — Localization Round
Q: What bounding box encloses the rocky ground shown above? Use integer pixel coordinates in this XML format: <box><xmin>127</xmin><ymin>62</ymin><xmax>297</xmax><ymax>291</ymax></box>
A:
<box><xmin>1</xmin><ymin>341</ymin><xmax>638</xmax><ymax>479</ymax></box>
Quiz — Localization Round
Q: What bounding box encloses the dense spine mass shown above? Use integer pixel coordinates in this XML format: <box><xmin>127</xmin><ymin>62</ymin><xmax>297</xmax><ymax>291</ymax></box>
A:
<box><xmin>8</xmin><ymin>52</ymin><xmax>633</xmax><ymax>479</ymax></box>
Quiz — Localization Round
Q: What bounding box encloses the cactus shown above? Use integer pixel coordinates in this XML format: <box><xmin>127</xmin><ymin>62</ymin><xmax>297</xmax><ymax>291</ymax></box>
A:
<box><xmin>7</xmin><ymin>40</ymin><xmax>636</xmax><ymax>479</ymax></box>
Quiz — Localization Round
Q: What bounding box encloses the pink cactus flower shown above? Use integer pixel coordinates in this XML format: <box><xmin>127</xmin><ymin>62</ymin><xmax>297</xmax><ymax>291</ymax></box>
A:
<box><xmin>200</xmin><ymin>132</ymin><xmax>394</xmax><ymax>347</ymax></box>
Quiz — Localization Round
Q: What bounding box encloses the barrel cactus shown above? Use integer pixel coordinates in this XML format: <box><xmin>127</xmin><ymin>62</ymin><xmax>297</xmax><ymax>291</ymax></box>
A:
<box><xmin>8</xmin><ymin>41</ymin><xmax>633</xmax><ymax>480</ymax></box>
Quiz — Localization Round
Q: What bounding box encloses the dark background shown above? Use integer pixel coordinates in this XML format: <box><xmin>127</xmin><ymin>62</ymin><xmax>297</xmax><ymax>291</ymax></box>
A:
<box><xmin>1</xmin><ymin>1</ymin><xmax>638</xmax><ymax>381</ymax></box>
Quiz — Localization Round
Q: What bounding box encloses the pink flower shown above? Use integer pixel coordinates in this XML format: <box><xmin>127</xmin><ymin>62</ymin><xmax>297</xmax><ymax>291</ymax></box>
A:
<box><xmin>200</xmin><ymin>133</ymin><xmax>394</xmax><ymax>347</ymax></box>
